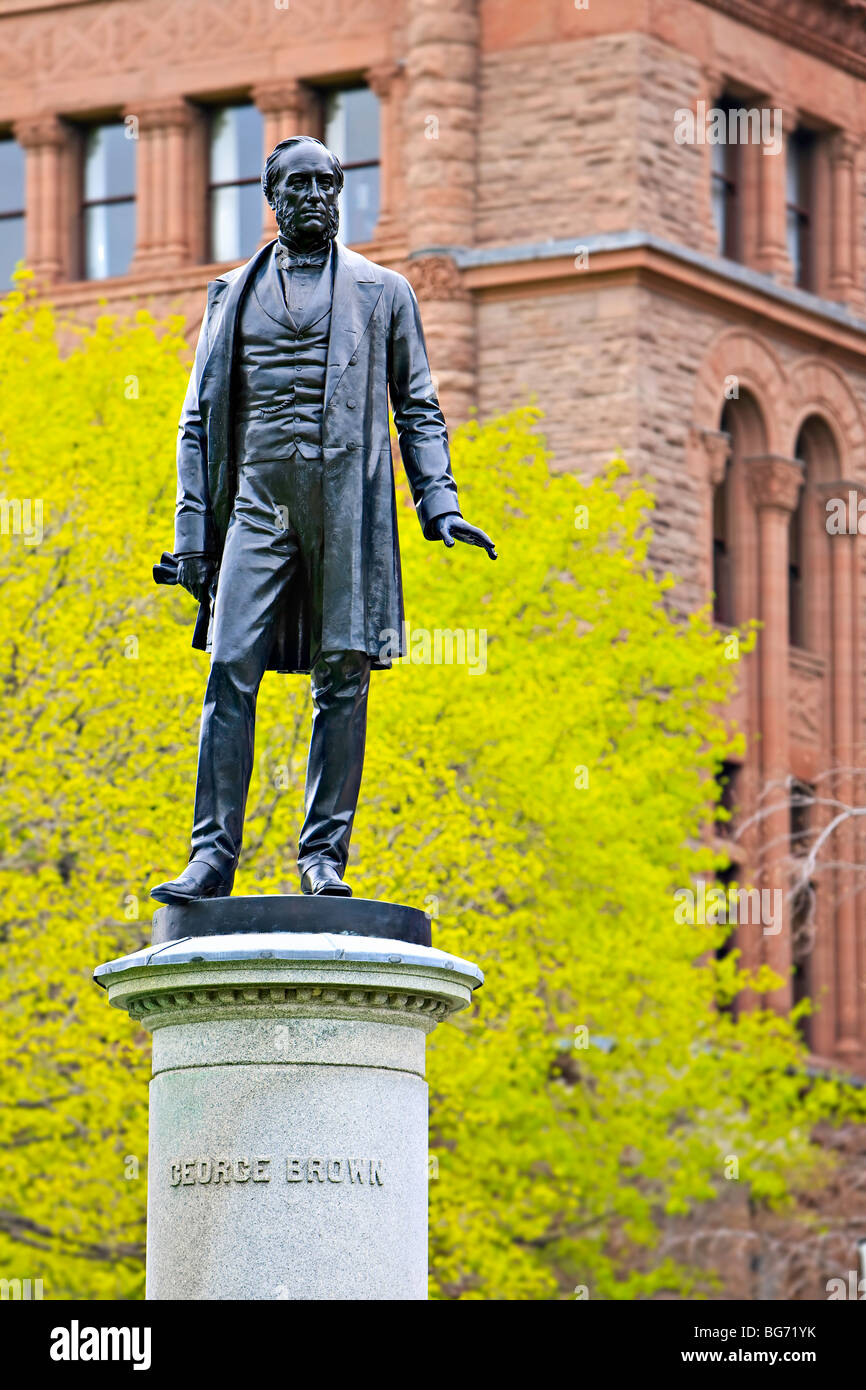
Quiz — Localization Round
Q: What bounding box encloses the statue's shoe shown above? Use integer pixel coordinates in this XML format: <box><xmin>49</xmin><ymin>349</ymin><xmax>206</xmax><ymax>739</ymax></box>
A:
<box><xmin>300</xmin><ymin>861</ymin><xmax>353</xmax><ymax>897</ymax></box>
<box><xmin>150</xmin><ymin>860</ymin><xmax>234</xmax><ymax>905</ymax></box>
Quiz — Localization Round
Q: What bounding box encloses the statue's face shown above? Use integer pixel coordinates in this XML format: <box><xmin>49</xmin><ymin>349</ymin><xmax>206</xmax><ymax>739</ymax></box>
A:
<box><xmin>270</xmin><ymin>143</ymin><xmax>340</xmax><ymax>247</ymax></box>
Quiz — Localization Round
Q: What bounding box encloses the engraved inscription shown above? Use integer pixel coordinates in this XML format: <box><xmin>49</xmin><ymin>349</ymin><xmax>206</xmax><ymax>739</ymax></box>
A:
<box><xmin>286</xmin><ymin>1156</ymin><xmax>384</xmax><ymax>1184</ymax></box>
<box><xmin>169</xmin><ymin>1156</ymin><xmax>271</xmax><ymax>1186</ymax></box>
<box><xmin>168</xmin><ymin>1155</ymin><xmax>385</xmax><ymax>1187</ymax></box>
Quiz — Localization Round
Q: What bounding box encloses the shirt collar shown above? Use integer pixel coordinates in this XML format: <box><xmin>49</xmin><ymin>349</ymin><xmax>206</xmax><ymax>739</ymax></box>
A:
<box><xmin>275</xmin><ymin>238</ymin><xmax>333</xmax><ymax>270</ymax></box>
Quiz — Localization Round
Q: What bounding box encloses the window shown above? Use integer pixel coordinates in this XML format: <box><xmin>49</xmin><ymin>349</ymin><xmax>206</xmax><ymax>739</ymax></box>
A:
<box><xmin>82</xmin><ymin>122</ymin><xmax>136</xmax><ymax>280</ymax></box>
<box><xmin>324</xmin><ymin>87</ymin><xmax>380</xmax><ymax>245</ymax></box>
<box><xmin>786</xmin><ymin>128</ymin><xmax>815</xmax><ymax>290</ymax></box>
<box><xmin>0</xmin><ymin>136</ymin><xmax>25</xmax><ymax>288</ymax></box>
<box><xmin>208</xmin><ymin>104</ymin><xmax>263</xmax><ymax>263</ymax></box>
<box><xmin>711</xmin><ymin>102</ymin><xmax>741</xmax><ymax>260</ymax></box>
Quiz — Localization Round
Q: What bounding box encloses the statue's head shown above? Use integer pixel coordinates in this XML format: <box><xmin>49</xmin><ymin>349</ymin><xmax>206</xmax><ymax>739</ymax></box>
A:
<box><xmin>262</xmin><ymin>136</ymin><xmax>343</xmax><ymax>249</ymax></box>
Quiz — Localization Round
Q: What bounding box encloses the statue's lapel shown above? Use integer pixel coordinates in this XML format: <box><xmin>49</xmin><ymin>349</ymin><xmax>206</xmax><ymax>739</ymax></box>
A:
<box><xmin>199</xmin><ymin>242</ymin><xmax>274</xmax><ymax>422</ymax></box>
<box><xmin>324</xmin><ymin>242</ymin><xmax>384</xmax><ymax>412</ymax></box>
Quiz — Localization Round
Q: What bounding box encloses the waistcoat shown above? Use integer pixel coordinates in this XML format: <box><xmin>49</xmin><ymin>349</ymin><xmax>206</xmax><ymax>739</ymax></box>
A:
<box><xmin>233</xmin><ymin>247</ymin><xmax>333</xmax><ymax>463</ymax></box>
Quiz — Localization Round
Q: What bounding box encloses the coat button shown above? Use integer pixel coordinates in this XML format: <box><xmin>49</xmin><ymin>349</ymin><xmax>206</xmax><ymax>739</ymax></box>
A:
<box><xmin>347</xmin><ymin>441</ymin><xmax>357</xmax><ymax>451</ymax></box>
<box><xmin>349</xmin><ymin>355</ymin><xmax>358</xmax><ymax>365</ymax></box>
<box><xmin>347</xmin><ymin>399</ymin><xmax>357</xmax><ymax>409</ymax></box>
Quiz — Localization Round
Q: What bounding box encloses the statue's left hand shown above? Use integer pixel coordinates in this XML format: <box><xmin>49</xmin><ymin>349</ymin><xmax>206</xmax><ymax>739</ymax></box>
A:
<box><xmin>431</xmin><ymin>513</ymin><xmax>497</xmax><ymax>560</ymax></box>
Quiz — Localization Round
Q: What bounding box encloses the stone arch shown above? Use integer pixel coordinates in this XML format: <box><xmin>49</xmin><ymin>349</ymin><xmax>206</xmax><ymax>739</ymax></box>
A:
<box><xmin>786</xmin><ymin>357</ymin><xmax>865</xmax><ymax>477</ymax></box>
<box><xmin>692</xmin><ymin>327</ymin><xmax>788</xmax><ymax>454</ymax></box>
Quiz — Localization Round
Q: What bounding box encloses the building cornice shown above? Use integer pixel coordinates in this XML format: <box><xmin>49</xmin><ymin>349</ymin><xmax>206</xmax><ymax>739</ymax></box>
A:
<box><xmin>411</xmin><ymin>232</ymin><xmax>866</xmax><ymax>363</ymax></box>
<box><xmin>695</xmin><ymin>0</ymin><xmax>866</xmax><ymax>83</ymax></box>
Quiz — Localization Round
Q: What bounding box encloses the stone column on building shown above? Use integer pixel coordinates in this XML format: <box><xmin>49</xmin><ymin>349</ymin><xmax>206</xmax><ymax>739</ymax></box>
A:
<box><xmin>747</xmin><ymin>455</ymin><xmax>805</xmax><ymax>1010</ymax></box>
<box><xmin>129</xmin><ymin>100</ymin><xmax>194</xmax><ymax>274</ymax></box>
<box><xmin>405</xmin><ymin>0</ymin><xmax>479</xmax><ymax>423</ymax></box>
<box><xmin>754</xmin><ymin>98</ymin><xmax>794</xmax><ymax>281</ymax></box>
<box><xmin>253</xmin><ymin>81</ymin><xmax>307</xmax><ymax>246</ymax></box>
<box><xmin>365</xmin><ymin>62</ymin><xmax>402</xmax><ymax>246</ymax></box>
<box><xmin>818</xmin><ymin>481</ymin><xmax>862</xmax><ymax>1063</ymax></box>
<box><xmin>699</xmin><ymin>67</ymin><xmax>726</xmax><ymax>255</ymax></box>
<box><xmin>827</xmin><ymin>132</ymin><xmax>858</xmax><ymax>302</ymax></box>
<box><xmin>13</xmin><ymin>114</ymin><xmax>67</xmax><ymax>286</ymax></box>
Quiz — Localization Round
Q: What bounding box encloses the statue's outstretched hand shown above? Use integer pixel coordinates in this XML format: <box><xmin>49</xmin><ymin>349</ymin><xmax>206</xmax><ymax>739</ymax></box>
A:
<box><xmin>177</xmin><ymin>555</ymin><xmax>217</xmax><ymax>603</ymax></box>
<box><xmin>431</xmin><ymin>513</ymin><xmax>497</xmax><ymax>560</ymax></box>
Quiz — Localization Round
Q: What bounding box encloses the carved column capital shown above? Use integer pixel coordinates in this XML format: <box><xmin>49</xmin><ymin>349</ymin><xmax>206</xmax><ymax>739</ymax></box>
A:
<box><xmin>252</xmin><ymin>80</ymin><xmax>305</xmax><ymax>117</ymax></box>
<box><xmin>406</xmin><ymin>254</ymin><xmax>468</xmax><ymax>302</ymax></box>
<box><xmin>13</xmin><ymin>113</ymin><xmax>66</xmax><ymax>149</ymax></box>
<box><xmin>747</xmin><ymin>455</ymin><xmax>804</xmax><ymax>513</ymax></box>
<box><xmin>133</xmin><ymin>99</ymin><xmax>194</xmax><ymax>133</ymax></box>
<box><xmin>692</xmin><ymin>426</ymin><xmax>732</xmax><ymax>486</ymax></box>
<box><xmin>366</xmin><ymin>62</ymin><xmax>401</xmax><ymax>99</ymax></box>
<box><xmin>829</xmin><ymin>129</ymin><xmax>859</xmax><ymax>168</ymax></box>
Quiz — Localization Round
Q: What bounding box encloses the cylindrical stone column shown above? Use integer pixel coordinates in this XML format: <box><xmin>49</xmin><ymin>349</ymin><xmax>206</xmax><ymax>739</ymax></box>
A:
<box><xmin>754</xmin><ymin>97</ymin><xmax>794</xmax><ymax>281</ymax></box>
<box><xmin>95</xmin><ymin>928</ymin><xmax>482</xmax><ymax>1301</ymax></box>
<box><xmin>825</xmin><ymin>487</ymin><xmax>861</xmax><ymax>1062</ymax></box>
<box><xmin>405</xmin><ymin>0</ymin><xmax>478</xmax><ymax>423</ymax></box>
<box><xmin>129</xmin><ymin>100</ymin><xmax>193</xmax><ymax>273</ymax></box>
<box><xmin>828</xmin><ymin>132</ymin><xmax>858</xmax><ymax>301</ymax></box>
<box><xmin>747</xmin><ymin>454</ymin><xmax>804</xmax><ymax>1011</ymax></box>
<box><xmin>14</xmin><ymin>114</ymin><xmax>67</xmax><ymax>286</ymax></box>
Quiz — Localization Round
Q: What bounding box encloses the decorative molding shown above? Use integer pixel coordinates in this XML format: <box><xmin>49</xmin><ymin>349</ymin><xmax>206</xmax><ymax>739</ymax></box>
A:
<box><xmin>0</xmin><ymin>0</ymin><xmax>385</xmax><ymax>86</ymax></box>
<box><xmin>789</xmin><ymin>660</ymin><xmax>823</xmax><ymax>743</ymax></box>
<box><xmin>128</xmin><ymin>981</ymin><xmax>458</xmax><ymax>1029</ymax></box>
<box><xmin>696</xmin><ymin>0</ymin><xmax>866</xmax><ymax>84</ymax></box>
<box><xmin>406</xmin><ymin>254</ymin><xmax>467</xmax><ymax>302</ymax></box>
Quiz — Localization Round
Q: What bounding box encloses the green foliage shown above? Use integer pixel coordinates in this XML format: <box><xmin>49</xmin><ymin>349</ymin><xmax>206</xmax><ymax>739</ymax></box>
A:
<box><xmin>0</xmin><ymin>279</ymin><xmax>860</xmax><ymax>1300</ymax></box>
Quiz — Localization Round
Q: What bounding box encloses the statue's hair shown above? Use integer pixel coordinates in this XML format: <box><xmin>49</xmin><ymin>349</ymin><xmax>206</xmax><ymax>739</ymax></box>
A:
<box><xmin>262</xmin><ymin>136</ymin><xmax>344</xmax><ymax>206</ymax></box>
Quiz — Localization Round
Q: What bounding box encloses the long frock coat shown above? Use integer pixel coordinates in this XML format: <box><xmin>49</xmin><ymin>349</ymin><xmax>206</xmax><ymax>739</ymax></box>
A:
<box><xmin>171</xmin><ymin>238</ymin><xmax>460</xmax><ymax>673</ymax></box>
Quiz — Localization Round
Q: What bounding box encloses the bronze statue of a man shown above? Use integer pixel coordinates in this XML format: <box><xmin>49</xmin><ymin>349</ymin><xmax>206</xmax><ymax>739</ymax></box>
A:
<box><xmin>151</xmin><ymin>136</ymin><xmax>495</xmax><ymax>904</ymax></box>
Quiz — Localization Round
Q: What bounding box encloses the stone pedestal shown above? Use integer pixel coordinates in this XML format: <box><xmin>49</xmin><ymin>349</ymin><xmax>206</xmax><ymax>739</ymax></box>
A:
<box><xmin>94</xmin><ymin>912</ymin><xmax>482</xmax><ymax>1301</ymax></box>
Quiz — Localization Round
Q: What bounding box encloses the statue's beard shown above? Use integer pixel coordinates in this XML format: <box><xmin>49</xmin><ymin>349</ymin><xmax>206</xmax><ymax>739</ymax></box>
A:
<box><xmin>272</xmin><ymin>193</ymin><xmax>339</xmax><ymax>250</ymax></box>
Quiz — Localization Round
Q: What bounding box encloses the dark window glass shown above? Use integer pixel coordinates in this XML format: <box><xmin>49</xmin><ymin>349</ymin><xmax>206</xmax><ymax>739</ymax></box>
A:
<box><xmin>712</xmin><ymin>459</ymin><xmax>734</xmax><ymax>625</ymax></box>
<box><xmin>786</xmin><ymin>129</ymin><xmax>815</xmax><ymax>290</ymax></box>
<box><xmin>0</xmin><ymin>137</ymin><xmax>26</xmax><ymax>288</ymax></box>
<box><xmin>83</xmin><ymin>122</ymin><xmax>136</xmax><ymax>280</ymax></box>
<box><xmin>790</xmin><ymin>780</ymin><xmax>813</xmax><ymax>857</ymax></box>
<box><xmin>324</xmin><ymin>87</ymin><xmax>380</xmax><ymax>245</ymax></box>
<box><xmin>711</xmin><ymin>106</ymin><xmax>741</xmax><ymax>261</ymax></box>
<box><xmin>788</xmin><ymin>500</ymin><xmax>805</xmax><ymax>647</ymax></box>
<box><xmin>209</xmin><ymin>104</ymin><xmax>263</xmax><ymax>263</ymax></box>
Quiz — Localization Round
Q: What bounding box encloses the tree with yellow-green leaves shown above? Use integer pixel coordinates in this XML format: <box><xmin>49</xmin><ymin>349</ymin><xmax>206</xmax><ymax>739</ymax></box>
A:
<box><xmin>0</xmin><ymin>276</ymin><xmax>861</xmax><ymax>1301</ymax></box>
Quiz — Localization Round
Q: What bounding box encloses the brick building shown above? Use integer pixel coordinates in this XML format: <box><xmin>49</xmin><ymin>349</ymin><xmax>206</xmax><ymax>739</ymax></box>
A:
<box><xmin>1</xmin><ymin>0</ymin><xmax>865</xmax><ymax>1294</ymax></box>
